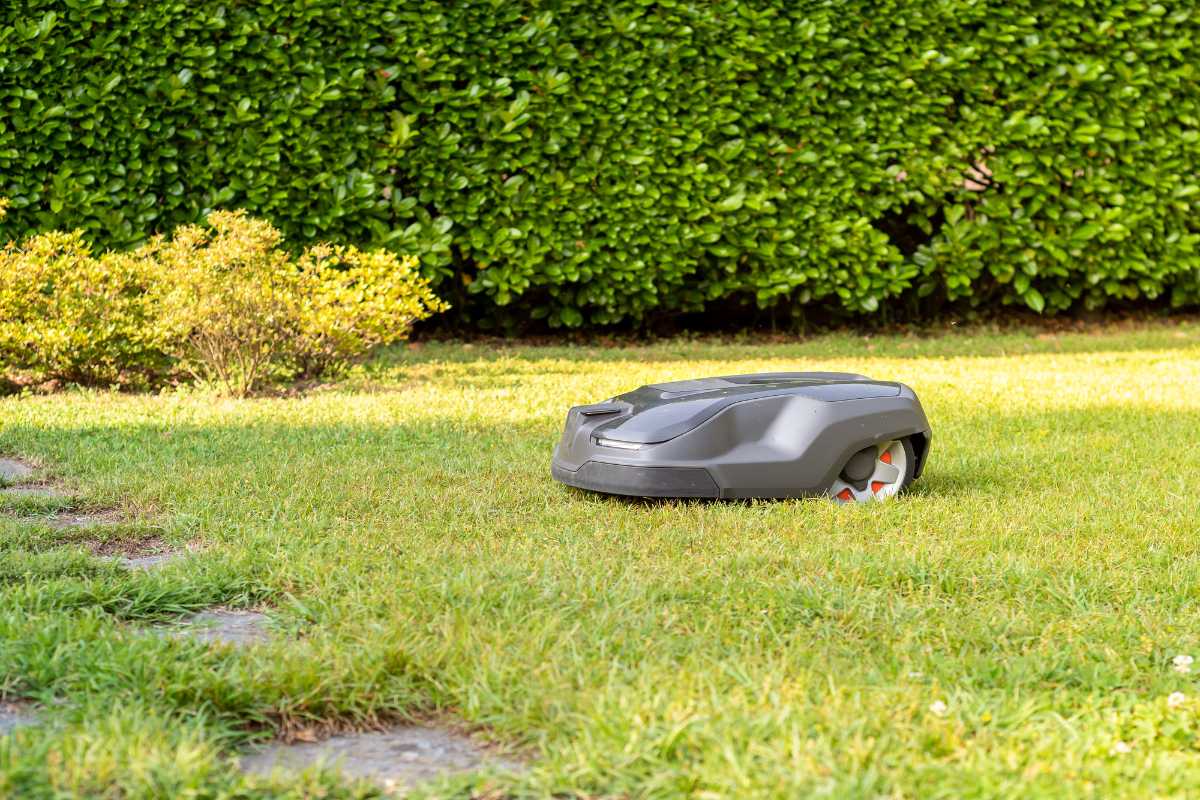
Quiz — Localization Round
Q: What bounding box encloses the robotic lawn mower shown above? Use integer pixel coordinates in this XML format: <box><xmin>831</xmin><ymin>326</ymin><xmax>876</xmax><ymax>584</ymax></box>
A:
<box><xmin>551</xmin><ymin>372</ymin><xmax>931</xmax><ymax>502</ymax></box>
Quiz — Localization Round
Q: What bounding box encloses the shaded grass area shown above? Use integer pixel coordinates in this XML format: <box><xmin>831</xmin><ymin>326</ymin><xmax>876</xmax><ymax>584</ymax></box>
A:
<box><xmin>2</xmin><ymin>323</ymin><xmax>1200</xmax><ymax>797</ymax></box>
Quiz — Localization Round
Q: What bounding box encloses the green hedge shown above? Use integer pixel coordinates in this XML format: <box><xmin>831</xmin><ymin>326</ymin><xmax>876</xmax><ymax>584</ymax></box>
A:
<box><xmin>2</xmin><ymin>2</ymin><xmax>1198</xmax><ymax>327</ymax></box>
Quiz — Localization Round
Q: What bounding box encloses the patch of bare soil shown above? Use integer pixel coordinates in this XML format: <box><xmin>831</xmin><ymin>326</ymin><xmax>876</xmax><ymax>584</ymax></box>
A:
<box><xmin>85</xmin><ymin>533</ymin><xmax>190</xmax><ymax>570</ymax></box>
<box><xmin>86</xmin><ymin>533</ymin><xmax>169</xmax><ymax>558</ymax></box>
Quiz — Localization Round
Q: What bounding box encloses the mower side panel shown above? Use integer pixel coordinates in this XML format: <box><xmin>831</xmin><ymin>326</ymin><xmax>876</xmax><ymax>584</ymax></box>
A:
<box><xmin>723</xmin><ymin>409</ymin><xmax>929</xmax><ymax>497</ymax></box>
<box><xmin>658</xmin><ymin>391</ymin><xmax>930</xmax><ymax>498</ymax></box>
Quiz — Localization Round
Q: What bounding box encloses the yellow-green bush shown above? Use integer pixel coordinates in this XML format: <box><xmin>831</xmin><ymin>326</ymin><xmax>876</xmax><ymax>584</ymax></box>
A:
<box><xmin>0</xmin><ymin>209</ymin><xmax>446</xmax><ymax>395</ymax></box>
<box><xmin>149</xmin><ymin>210</ymin><xmax>446</xmax><ymax>396</ymax></box>
<box><xmin>143</xmin><ymin>212</ymin><xmax>306</xmax><ymax>397</ymax></box>
<box><xmin>0</xmin><ymin>230</ymin><xmax>166</xmax><ymax>387</ymax></box>
<box><xmin>293</xmin><ymin>243</ymin><xmax>450</xmax><ymax>380</ymax></box>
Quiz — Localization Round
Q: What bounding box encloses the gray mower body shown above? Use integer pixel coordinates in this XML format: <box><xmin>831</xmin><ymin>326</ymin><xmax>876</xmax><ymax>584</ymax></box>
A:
<box><xmin>551</xmin><ymin>372</ymin><xmax>931</xmax><ymax>499</ymax></box>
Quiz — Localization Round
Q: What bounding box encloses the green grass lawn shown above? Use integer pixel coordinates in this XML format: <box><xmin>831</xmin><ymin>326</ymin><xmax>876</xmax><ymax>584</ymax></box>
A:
<box><xmin>3</xmin><ymin>322</ymin><xmax>1200</xmax><ymax>798</ymax></box>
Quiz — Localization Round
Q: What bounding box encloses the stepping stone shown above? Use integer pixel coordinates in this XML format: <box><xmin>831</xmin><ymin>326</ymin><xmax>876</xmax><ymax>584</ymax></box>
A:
<box><xmin>0</xmin><ymin>485</ymin><xmax>69</xmax><ymax>500</ymax></box>
<box><xmin>0</xmin><ymin>458</ymin><xmax>70</xmax><ymax>503</ymax></box>
<box><xmin>240</xmin><ymin>725</ymin><xmax>522</xmax><ymax>793</ymax></box>
<box><xmin>0</xmin><ymin>458</ymin><xmax>33</xmax><ymax>482</ymax></box>
<box><xmin>171</xmin><ymin>609</ymin><xmax>271</xmax><ymax>647</ymax></box>
<box><xmin>0</xmin><ymin>702</ymin><xmax>37</xmax><ymax>736</ymax></box>
<box><xmin>47</xmin><ymin>511</ymin><xmax>122</xmax><ymax>529</ymax></box>
<box><xmin>119</xmin><ymin>553</ymin><xmax>180</xmax><ymax>570</ymax></box>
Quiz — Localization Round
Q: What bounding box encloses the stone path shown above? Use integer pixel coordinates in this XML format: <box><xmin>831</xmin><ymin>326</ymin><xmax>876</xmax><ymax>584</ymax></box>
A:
<box><xmin>120</xmin><ymin>553</ymin><xmax>180</xmax><ymax>570</ymax></box>
<box><xmin>2</xmin><ymin>454</ymin><xmax>527</xmax><ymax>793</ymax></box>
<box><xmin>0</xmin><ymin>458</ymin><xmax>34</xmax><ymax>482</ymax></box>
<box><xmin>240</xmin><ymin>725</ymin><xmax>523</xmax><ymax>793</ymax></box>
<box><xmin>164</xmin><ymin>613</ymin><xmax>530</xmax><ymax>791</ymax></box>
<box><xmin>0</xmin><ymin>702</ymin><xmax>37</xmax><ymax>736</ymax></box>
<box><xmin>0</xmin><ymin>456</ymin><xmax>70</xmax><ymax>500</ymax></box>
<box><xmin>1</xmin><ymin>485</ymin><xmax>70</xmax><ymax>500</ymax></box>
<box><xmin>171</xmin><ymin>609</ymin><xmax>272</xmax><ymax>646</ymax></box>
<box><xmin>3</xmin><ymin>456</ymin><xmax>183</xmax><ymax>571</ymax></box>
<box><xmin>46</xmin><ymin>510</ymin><xmax>124</xmax><ymax>529</ymax></box>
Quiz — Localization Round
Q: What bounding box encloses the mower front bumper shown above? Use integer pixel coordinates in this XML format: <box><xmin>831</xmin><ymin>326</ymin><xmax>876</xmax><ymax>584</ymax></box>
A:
<box><xmin>550</xmin><ymin>457</ymin><xmax>720</xmax><ymax>499</ymax></box>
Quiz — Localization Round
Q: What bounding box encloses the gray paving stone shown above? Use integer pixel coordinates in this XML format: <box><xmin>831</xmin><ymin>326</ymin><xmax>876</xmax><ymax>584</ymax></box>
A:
<box><xmin>0</xmin><ymin>458</ymin><xmax>33</xmax><ymax>482</ymax></box>
<box><xmin>0</xmin><ymin>485</ymin><xmax>69</xmax><ymax>500</ymax></box>
<box><xmin>172</xmin><ymin>609</ymin><xmax>271</xmax><ymax>646</ymax></box>
<box><xmin>47</xmin><ymin>510</ymin><xmax>122</xmax><ymax>529</ymax></box>
<box><xmin>0</xmin><ymin>703</ymin><xmax>37</xmax><ymax>736</ymax></box>
<box><xmin>239</xmin><ymin>725</ymin><xmax>522</xmax><ymax>793</ymax></box>
<box><xmin>119</xmin><ymin>553</ymin><xmax>180</xmax><ymax>570</ymax></box>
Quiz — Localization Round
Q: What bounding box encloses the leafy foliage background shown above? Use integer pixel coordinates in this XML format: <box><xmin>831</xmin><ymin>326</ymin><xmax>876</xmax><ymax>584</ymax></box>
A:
<box><xmin>1</xmin><ymin>1</ymin><xmax>1197</xmax><ymax>327</ymax></box>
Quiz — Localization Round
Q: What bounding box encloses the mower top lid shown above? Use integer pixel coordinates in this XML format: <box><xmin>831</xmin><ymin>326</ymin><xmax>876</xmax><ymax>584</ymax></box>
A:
<box><xmin>582</xmin><ymin>372</ymin><xmax>902</xmax><ymax>445</ymax></box>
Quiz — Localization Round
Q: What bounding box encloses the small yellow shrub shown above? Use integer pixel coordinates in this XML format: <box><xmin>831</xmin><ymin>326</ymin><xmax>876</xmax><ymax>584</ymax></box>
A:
<box><xmin>0</xmin><ymin>230</ymin><xmax>166</xmax><ymax>386</ymax></box>
<box><xmin>145</xmin><ymin>212</ymin><xmax>305</xmax><ymax>397</ymax></box>
<box><xmin>292</xmin><ymin>244</ymin><xmax>447</xmax><ymax>379</ymax></box>
<box><xmin>0</xmin><ymin>206</ymin><xmax>445</xmax><ymax>394</ymax></box>
<box><xmin>150</xmin><ymin>210</ymin><xmax>446</xmax><ymax>396</ymax></box>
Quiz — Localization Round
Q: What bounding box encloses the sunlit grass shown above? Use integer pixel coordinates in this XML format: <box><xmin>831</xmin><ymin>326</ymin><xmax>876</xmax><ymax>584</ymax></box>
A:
<box><xmin>2</xmin><ymin>321</ymin><xmax>1200</xmax><ymax>798</ymax></box>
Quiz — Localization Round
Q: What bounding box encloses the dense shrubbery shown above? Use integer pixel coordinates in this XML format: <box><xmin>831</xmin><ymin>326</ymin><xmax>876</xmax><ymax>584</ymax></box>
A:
<box><xmin>1</xmin><ymin>2</ymin><xmax>1197</xmax><ymax>327</ymax></box>
<box><xmin>0</xmin><ymin>229</ymin><xmax>165</xmax><ymax>387</ymax></box>
<box><xmin>150</xmin><ymin>211</ymin><xmax>446</xmax><ymax>395</ymax></box>
<box><xmin>0</xmin><ymin>208</ymin><xmax>444</xmax><ymax>395</ymax></box>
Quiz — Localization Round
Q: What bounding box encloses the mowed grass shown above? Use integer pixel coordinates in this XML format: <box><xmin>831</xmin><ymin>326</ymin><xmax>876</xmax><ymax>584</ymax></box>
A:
<box><xmin>2</xmin><ymin>322</ymin><xmax>1200</xmax><ymax>798</ymax></box>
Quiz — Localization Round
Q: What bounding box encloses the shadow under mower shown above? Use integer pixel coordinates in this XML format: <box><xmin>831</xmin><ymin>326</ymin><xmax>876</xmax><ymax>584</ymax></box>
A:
<box><xmin>551</xmin><ymin>372</ymin><xmax>931</xmax><ymax>502</ymax></box>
